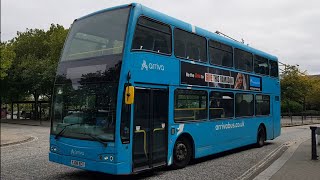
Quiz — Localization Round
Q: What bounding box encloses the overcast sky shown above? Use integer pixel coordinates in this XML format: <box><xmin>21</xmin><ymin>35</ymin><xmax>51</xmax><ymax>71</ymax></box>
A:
<box><xmin>2</xmin><ymin>0</ymin><xmax>320</xmax><ymax>74</ymax></box>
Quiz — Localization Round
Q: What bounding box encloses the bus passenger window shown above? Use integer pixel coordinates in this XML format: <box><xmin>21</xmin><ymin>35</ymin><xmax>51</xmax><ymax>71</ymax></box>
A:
<box><xmin>175</xmin><ymin>40</ymin><xmax>186</xmax><ymax>58</ymax></box>
<box><xmin>269</xmin><ymin>60</ymin><xmax>279</xmax><ymax>77</ymax></box>
<box><xmin>234</xmin><ymin>49</ymin><xmax>253</xmax><ymax>72</ymax></box>
<box><xmin>209</xmin><ymin>92</ymin><xmax>234</xmax><ymax>119</ymax></box>
<box><xmin>254</xmin><ymin>55</ymin><xmax>269</xmax><ymax>75</ymax></box>
<box><xmin>235</xmin><ymin>93</ymin><xmax>254</xmax><ymax>117</ymax></box>
<box><xmin>174</xmin><ymin>28</ymin><xmax>207</xmax><ymax>62</ymax></box>
<box><xmin>187</xmin><ymin>42</ymin><xmax>199</xmax><ymax>60</ymax></box>
<box><xmin>255</xmin><ymin>95</ymin><xmax>270</xmax><ymax>116</ymax></box>
<box><xmin>174</xmin><ymin>89</ymin><xmax>207</xmax><ymax>122</ymax></box>
<box><xmin>132</xmin><ymin>17</ymin><xmax>171</xmax><ymax>54</ymax></box>
<box><xmin>209</xmin><ymin>40</ymin><xmax>233</xmax><ymax>68</ymax></box>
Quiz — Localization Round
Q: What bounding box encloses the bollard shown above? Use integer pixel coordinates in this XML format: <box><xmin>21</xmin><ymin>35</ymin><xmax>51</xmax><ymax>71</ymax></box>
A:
<box><xmin>317</xmin><ymin>128</ymin><xmax>320</xmax><ymax>145</ymax></box>
<box><xmin>310</xmin><ymin>126</ymin><xmax>318</xmax><ymax>160</ymax></box>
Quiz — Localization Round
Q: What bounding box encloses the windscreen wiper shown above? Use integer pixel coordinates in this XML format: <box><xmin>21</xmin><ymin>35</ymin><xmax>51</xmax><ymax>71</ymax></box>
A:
<box><xmin>75</xmin><ymin>132</ymin><xmax>108</xmax><ymax>147</ymax></box>
<box><xmin>55</xmin><ymin>123</ymin><xmax>85</xmax><ymax>140</ymax></box>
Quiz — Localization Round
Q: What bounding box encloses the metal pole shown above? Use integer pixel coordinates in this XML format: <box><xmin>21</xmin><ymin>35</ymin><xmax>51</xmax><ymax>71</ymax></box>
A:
<box><xmin>39</xmin><ymin>103</ymin><xmax>42</xmax><ymax>125</ymax></box>
<box><xmin>310</xmin><ymin>126</ymin><xmax>318</xmax><ymax>160</ymax></box>
<box><xmin>17</xmin><ymin>103</ymin><xmax>20</xmax><ymax>119</ymax></box>
<box><xmin>5</xmin><ymin>104</ymin><xmax>8</xmax><ymax>120</ymax></box>
<box><xmin>11</xmin><ymin>102</ymin><xmax>14</xmax><ymax>120</ymax></box>
<box><xmin>31</xmin><ymin>104</ymin><xmax>34</xmax><ymax>119</ymax></box>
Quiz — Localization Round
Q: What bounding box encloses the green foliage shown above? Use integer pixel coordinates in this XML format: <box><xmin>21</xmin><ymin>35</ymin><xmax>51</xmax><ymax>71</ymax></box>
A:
<box><xmin>281</xmin><ymin>65</ymin><xmax>320</xmax><ymax>113</ymax></box>
<box><xmin>0</xmin><ymin>43</ymin><xmax>16</xmax><ymax>79</ymax></box>
<box><xmin>281</xmin><ymin>65</ymin><xmax>310</xmax><ymax>103</ymax></box>
<box><xmin>2</xmin><ymin>24</ymin><xmax>68</xmax><ymax>102</ymax></box>
<box><xmin>306</xmin><ymin>77</ymin><xmax>320</xmax><ymax>110</ymax></box>
<box><xmin>281</xmin><ymin>100</ymin><xmax>303</xmax><ymax>113</ymax></box>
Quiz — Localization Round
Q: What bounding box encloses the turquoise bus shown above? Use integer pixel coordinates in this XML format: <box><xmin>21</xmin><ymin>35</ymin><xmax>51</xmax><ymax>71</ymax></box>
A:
<box><xmin>49</xmin><ymin>3</ymin><xmax>280</xmax><ymax>174</ymax></box>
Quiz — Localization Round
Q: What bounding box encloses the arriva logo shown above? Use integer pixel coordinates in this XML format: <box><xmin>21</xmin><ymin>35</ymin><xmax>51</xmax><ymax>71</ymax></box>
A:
<box><xmin>71</xmin><ymin>149</ymin><xmax>85</xmax><ymax>156</ymax></box>
<box><xmin>141</xmin><ymin>60</ymin><xmax>165</xmax><ymax>71</ymax></box>
<box><xmin>141</xmin><ymin>60</ymin><xmax>149</xmax><ymax>70</ymax></box>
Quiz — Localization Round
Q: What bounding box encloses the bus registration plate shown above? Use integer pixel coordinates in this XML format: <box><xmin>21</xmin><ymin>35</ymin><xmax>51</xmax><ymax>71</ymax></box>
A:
<box><xmin>71</xmin><ymin>160</ymin><xmax>85</xmax><ymax>167</ymax></box>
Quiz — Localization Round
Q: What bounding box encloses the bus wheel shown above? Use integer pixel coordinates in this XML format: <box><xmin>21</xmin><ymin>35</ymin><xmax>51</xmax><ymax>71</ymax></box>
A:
<box><xmin>257</xmin><ymin>126</ymin><xmax>266</xmax><ymax>147</ymax></box>
<box><xmin>172</xmin><ymin>138</ymin><xmax>192</xmax><ymax>169</ymax></box>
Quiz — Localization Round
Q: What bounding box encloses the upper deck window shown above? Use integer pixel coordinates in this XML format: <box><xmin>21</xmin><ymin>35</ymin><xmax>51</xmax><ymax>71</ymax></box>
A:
<box><xmin>61</xmin><ymin>7</ymin><xmax>130</xmax><ymax>61</ymax></box>
<box><xmin>132</xmin><ymin>17</ymin><xmax>172</xmax><ymax>55</ymax></box>
<box><xmin>174</xmin><ymin>29</ymin><xmax>207</xmax><ymax>62</ymax></box>
<box><xmin>269</xmin><ymin>60</ymin><xmax>279</xmax><ymax>78</ymax></box>
<box><xmin>234</xmin><ymin>49</ymin><xmax>253</xmax><ymax>72</ymax></box>
<box><xmin>209</xmin><ymin>40</ymin><xmax>233</xmax><ymax>67</ymax></box>
<box><xmin>254</xmin><ymin>55</ymin><xmax>269</xmax><ymax>75</ymax></box>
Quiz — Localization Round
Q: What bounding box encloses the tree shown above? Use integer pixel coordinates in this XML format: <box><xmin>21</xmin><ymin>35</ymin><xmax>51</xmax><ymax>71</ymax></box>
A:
<box><xmin>2</xmin><ymin>24</ymin><xmax>68</xmax><ymax>119</ymax></box>
<box><xmin>281</xmin><ymin>65</ymin><xmax>312</xmax><ymax>113</ymax></box>
<box><xmin>0</xmin><ymin>43</ymin><xmax>16</xmax><ymax>79</ymax></box>
<box><xmin>0</xmin><ymin>43</ymin><xmax>16</xmax><ymax>111</ymax></box>
<box><xmin>6</xmin><ymin>24</ymin><xmax>68</xmax><ymax>101</ymax></box>
<box><xmin>306</xmin><ymin>77</ymin><xmax>320</xmax><ymax>111</ymax></box>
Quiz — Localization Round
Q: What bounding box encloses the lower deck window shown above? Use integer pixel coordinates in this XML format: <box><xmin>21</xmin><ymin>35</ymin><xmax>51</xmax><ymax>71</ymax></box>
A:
<box><xmin>174</xmin><ymin>89</ymin><xmax>207</xmax><ymax>121</ymax></box>
<box><xmin>235</xmin><ymin>93</ymin><xmax>254</xmax><ymax>117</ymax></box>
<box><xmin>209</xmin><ymin>91</ymin><xmax>234</xmax><ymax>119</ymax></box>
<box><xmin>256</xmin><ymin>95</ymin><xmax>270</xmax><ymax>116</ymax></box>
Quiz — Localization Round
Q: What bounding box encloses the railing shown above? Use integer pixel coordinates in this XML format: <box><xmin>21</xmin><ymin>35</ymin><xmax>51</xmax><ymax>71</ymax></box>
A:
<box><xmin>174</xmin><ymin>108</ymin><xmax>224</xmax><ymax>121</ymax></box>
<box><xmin>281</xmin><ymin>113</ymin><xmax>320</xmax><ymax>126</ymax></box>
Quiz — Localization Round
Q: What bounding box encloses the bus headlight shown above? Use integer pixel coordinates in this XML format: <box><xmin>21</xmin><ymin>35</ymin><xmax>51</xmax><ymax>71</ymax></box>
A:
<box><xmin>99</xmin><ymin>154</ymin><xmax>115</xmax><ymax>162</ymax></box>
<box><xmin>50</xmin><ymin>146</ymin><xmax>58</xmax><ymax>152</ymax></box>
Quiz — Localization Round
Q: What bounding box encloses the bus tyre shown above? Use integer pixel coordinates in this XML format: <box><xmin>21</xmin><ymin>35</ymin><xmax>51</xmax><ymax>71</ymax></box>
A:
<box><xmin>172</xmin><ymin>138</ymin><xmax>192</xmax><ymax>169</ymax></box>
<box><xmin>257</xmin><ymin>126</ymin><xmax>266</xmax><ymax>147</ymax></box>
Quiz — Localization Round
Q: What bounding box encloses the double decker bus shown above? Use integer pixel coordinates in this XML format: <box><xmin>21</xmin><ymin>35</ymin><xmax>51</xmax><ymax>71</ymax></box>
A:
<box><xmin>49</xmin><ymin>3</ymin><xmax>280</xmax><ymax>175</ymax></box>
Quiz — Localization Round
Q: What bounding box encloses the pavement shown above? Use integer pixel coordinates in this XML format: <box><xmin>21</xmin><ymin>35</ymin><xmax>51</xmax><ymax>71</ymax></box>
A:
<box><xmin>0</xmin><ymin>123</ymin><xmax>36</xmax><ymax>147</ymax></box>
<box><xmin>0</xmin><ymin>118</ymin><xmax>51</xmax><ymax>127</ymax></box>
<box><xmin>1</xmin><ymin>119</ymin><xmax>49</xmax><ymax>146</ymax></box>
<box><xmin>0</xmin><ymin>119</ymin><xmax>50</xmax><ymax>147</ymax></box>
<box><xmin>270</xmin><ymin>139</ymin><xmax>320</xmax><ymax>180</ymax></box>
<box><xmin>1</xmin><ymin>121</ymin><xmax>320</xmax><ymax>179</ymax></box>
<box><xmin>254</xmin><ymin>137</ymin><xmax>320</xmax><ymax>180</ymax></box>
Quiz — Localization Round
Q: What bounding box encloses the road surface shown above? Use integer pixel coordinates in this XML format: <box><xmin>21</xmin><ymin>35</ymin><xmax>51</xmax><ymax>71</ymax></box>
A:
<box><xmin>0</xmin><ymin>123</ymin><xmax>314</xmax><ymax>180</ymax></box>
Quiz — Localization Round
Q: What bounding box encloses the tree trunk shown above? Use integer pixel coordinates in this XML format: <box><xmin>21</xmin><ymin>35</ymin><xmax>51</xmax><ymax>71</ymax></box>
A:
<box><xmin>33</xmin><ymin>91</ymin><xmax>39</xmax><ymax>121</ymax></box>
<box><xmin>0</xmin><ymin>96</ymin><xmax>2</xmax><ymax>118</ymax></box>
<box><xmin>48</xmin><ymin>95</ymin><xmax>52</xmax><ymax>122</ymax></box>
<box><xmin>11</xmin><ymin>101</ymin><xmax>14</xmax><ymax>120</ymax></box>
<box><xmin>17</xmin><ymin>103</ymin><xmax>20</xmax><ymax>119</ymax></box>
<box><xmin>303</xmin><ymin>96</ymin><xmax>306</xmax><ymax>120</ymax></box>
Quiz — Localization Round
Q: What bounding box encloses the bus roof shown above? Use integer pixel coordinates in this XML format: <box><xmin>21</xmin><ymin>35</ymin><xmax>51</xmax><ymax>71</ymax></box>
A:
<box><xmin>77</xmin><ymin>3</ymin><xmax>132</xmax><ymax>21</ymax></box>
<box><xmin>77</xmin><ymin>3</ymin><xmax>278</xmax><ymax>61</ymax></box>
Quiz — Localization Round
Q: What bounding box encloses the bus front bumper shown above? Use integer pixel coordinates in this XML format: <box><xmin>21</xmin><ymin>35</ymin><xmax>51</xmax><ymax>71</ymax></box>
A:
<box><xmin>49</xmin><ymin>152</ymin><xmax>130</xmax><ymax>175</ymax></box>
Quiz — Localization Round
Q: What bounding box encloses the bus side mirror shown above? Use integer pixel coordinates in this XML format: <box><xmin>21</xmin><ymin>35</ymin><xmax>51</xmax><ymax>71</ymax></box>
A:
<box><xmin>125</xmin><ymin>86</ymin><xmax>135</xmax><ymax>104</ymax></box>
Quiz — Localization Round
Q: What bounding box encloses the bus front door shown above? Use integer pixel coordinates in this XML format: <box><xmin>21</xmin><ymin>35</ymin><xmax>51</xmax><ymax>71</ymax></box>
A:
<box><xmin>133</xmin><ymin>88</ymin><xmax>168</xmax><ymax>172</ymax></box>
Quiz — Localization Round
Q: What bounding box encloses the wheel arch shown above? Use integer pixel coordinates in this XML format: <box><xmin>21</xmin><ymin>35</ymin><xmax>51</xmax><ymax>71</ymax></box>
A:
<box><xmin>258</xmin><ymin>123</ymin><xmax>267</xmax><ymax>139</ymax></box>
<box><xmin>176</xmin><ymin>133</ymin><xmax>195</xmax><ymax>159</ymax></box>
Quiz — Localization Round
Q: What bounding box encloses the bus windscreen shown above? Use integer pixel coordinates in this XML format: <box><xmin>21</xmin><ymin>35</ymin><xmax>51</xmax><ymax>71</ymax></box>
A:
<box><xmin>61</xmin><ymin>7</ymin><xmax>130</xmax><ymax>61</ymax></box>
